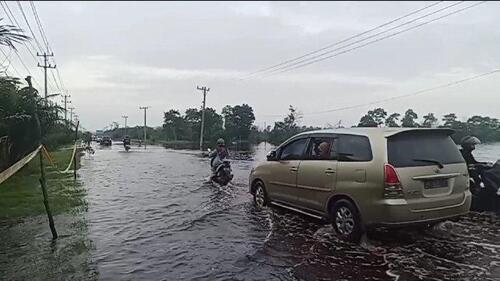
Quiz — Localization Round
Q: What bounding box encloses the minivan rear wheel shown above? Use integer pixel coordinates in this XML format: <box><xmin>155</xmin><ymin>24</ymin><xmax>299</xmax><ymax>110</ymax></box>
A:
<box><xmin>331</xmin><ymin>200</ymin><xmax>364</xmax><ymax>243</ymax></box>
<box><xmin>253</xmin><ymin>181</ymin><xmax>268</xmax><ymax>209</ymax></box>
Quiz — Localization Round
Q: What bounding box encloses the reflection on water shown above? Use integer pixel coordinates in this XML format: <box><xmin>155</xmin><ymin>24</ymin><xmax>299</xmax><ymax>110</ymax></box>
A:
<box><xmin>0</xmin><ymin>184</ymin><xmax>98</xmax><ymax>280</ymax></box>
<box><xmin>0</xmin><ymin>142</ymin><xmax>498</xmax><ymax>280</ymax></box>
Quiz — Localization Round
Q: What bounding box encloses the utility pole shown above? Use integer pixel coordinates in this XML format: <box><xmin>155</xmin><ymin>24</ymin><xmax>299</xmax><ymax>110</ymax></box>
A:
<box><xmin>122</xmin><ymin>115</ymin><xmax>128</xmax><ymax>136</ymax></box>
<box><xmin>139</xmin><ymin>106</ymin><xmax>149</xmax><ymax>149</ymax></box>
<box><xmin>62</xmin><ymin>93</ymin><xmax>71</xmax><ymax>123</ymax></box>
<box><xmin>196</xmin><ymin>86</ymin><xmax>209</xmax><ymax>151</ymax></box>
<box><xmin>68</xmin><ymin>106</ymin><xmax>75</xmax><ymax>126</ymax></box>
<box><xmin>37</xmin><ymin>52</ymin><xmax>56</xmax><ymax>100</ymax></box>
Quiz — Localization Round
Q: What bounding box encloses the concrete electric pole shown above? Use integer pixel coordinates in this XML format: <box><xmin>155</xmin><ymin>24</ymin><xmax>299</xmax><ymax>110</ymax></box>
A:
<box><xmin>62</xmin><ymin>93</ymin><xmax>71</xmax><ymax>123</ymax></box>
<box><xmin>139</xmin><ymin>106</ymin><xmax>149</xmax><ymax>149</ymax></box>
<box><xmin>68</xmin><ymin>106</ymin><xmax>75</xmax><ymax>126</ymax></box>
<box><xmin>37</xmin><ymin>52</ymin><xmax>56</xmax><ymax>100</ymax></box>
<box><xmin>122</xmin><ymin>115</ymin><xmax>128</xmax><ymax>136</ymax></box>
<box><xmin>196</xmin><ymin>86</ymin><xmax>209</xmax><ymax>151</ymax></box>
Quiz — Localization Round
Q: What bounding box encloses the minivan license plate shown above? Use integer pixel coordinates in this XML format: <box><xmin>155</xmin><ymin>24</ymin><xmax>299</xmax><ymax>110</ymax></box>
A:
<box><xmin>424</xmin><ymin>179</ymin><xmax>448</xmax><ymax>189</ymax></box>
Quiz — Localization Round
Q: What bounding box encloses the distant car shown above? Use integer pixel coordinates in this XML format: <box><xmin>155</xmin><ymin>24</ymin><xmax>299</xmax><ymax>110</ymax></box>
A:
<box><xmin>100</xmin><ymin>136</ymin><xmax>112</xmax><ymax>146</ymax></box>
<box><xmin>249</xmin><ymin>128</ymin><xmax>471</xmax><ymax>242</ymax></box>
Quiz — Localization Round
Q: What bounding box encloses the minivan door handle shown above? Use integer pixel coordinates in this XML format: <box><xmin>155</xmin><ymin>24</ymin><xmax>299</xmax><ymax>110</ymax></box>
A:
<box><xmin>290</xmin><ymin>167</ymin><xmax>298</xmax><ymax>173</ymax></box>
<box><xmin>325</xmin><ymin>168</ymin><xmax>336</xmax><ymax>175</ymax></box>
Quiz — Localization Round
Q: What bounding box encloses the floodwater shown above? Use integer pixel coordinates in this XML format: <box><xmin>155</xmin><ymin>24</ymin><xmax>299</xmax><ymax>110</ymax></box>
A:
<box><xmin>0</xmin><ymin>142</ymin><xmax>499</xmax><ymax>281</ymax></box>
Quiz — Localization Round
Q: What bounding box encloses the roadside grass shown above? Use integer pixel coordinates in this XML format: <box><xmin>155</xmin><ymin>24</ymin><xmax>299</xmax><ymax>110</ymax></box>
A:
<box><xmin>0</xmin><ymin>148</ymin><xmax>86</xmax><ymax>220</ymax></box>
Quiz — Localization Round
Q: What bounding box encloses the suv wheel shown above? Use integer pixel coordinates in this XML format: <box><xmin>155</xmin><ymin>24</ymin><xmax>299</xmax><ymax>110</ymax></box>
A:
<box><xmin>253</xmin><ymin>181</ymin><xmax>267</xmax><ymax>209</ymax></box>
<box><xmin>331</xmin><ymin>199</ymin><xmax>364</xmax><ymax>243</ymax></box>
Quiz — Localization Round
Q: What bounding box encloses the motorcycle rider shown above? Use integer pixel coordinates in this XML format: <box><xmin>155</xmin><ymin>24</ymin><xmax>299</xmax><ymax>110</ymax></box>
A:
<box><xmin>461</xmin><ymin>135</ymin><xmax>488</xmax><ymax>191</ymax></box>
<box><xmin>209</xmin><ymin>138</ymin><xmax>229</xmax><ymax>179</ymax></box>
<box><xmin>123</xmin><ymin>135</ymin><xmax>131</xmax><ymax>150</ymax></box>
<box><xmin>460</xmin><ymin>136</ymin><xmax>484</xmax><ymax>166</ymax></box>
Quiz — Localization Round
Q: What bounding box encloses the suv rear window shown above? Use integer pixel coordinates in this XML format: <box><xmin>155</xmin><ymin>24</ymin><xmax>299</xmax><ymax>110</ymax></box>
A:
<box><xmin>388</xmin><ymin>132</ymin><xmax>464</xmax><ymax>168</ymax></box>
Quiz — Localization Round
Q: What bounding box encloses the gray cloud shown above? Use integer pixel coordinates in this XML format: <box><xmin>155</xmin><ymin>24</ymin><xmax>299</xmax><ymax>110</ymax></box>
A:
<box><xmin>10</xmin><ymin>1</ymin><xmax>499</xmax><ymax>130</ymax></box>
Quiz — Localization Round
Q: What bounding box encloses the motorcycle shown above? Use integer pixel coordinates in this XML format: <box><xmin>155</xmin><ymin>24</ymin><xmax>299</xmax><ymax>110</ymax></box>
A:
<box><xmin>208</xmin><ymin>148</ymin><xmax>234</xmax><ymax>186</ymax></box>
<box><xmin>469</xmin><ymin>160</ymin><xmax>500</xmax><ymax>212</ymax></box>
<box><xmin>123</xmin><ymin>138</ymin><xmax>131</xmax><ymax>152</ymax></box>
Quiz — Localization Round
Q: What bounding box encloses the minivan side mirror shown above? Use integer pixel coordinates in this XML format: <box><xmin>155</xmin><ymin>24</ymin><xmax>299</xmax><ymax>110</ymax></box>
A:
<box><xmin>267</xmin><ymin>150</ymin><xmax>277</xmax><ymax>161</ymax></box>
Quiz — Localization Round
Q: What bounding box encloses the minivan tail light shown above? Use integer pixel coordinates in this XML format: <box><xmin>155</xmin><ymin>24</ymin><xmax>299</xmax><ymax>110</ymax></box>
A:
<box><xmin>385</xmin><ymin>164</ymin><xmax>400</xmax><ymax>185</ymax></box>
<box><xmin>384</xmin><ymin>164</ymin><xmax>404</xmax><ymax>198</ymax></box>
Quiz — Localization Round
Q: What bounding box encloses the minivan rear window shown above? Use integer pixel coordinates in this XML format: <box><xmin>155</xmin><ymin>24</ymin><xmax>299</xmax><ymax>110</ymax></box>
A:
<box><xmin>388</xmin><ymin>132</ymin><xmax>465</xmax><ymax>168</ymax></box>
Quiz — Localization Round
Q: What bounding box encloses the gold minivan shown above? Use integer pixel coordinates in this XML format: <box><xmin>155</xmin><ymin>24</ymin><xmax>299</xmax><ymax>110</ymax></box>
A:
<box><xmin>249</xmin><ymin>128</ymin><xmax>471</xmax><ymax>242</ymax></box>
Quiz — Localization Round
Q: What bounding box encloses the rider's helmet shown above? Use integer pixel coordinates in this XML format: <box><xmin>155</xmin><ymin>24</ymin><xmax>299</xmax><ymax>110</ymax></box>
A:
<box><xmin>461</xmin><ymin>135</ymin><xmax>481</xmax><ymax>150</ymax></box>
<box><xmin>217</xmin><ymin>138</ymin><xmax>225</xmax><ymax>147</ymax></box>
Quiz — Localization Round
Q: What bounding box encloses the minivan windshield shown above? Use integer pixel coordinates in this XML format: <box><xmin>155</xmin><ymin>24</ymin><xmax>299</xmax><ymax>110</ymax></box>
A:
<box><xmin>388</xmin><ymin>131</ymin><xmax>465</xmax><ymax>168</ymax></box>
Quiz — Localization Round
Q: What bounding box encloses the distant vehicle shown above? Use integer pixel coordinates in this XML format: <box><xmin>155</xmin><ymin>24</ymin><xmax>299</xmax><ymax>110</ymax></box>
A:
<box><xmin>249</xmin><ymin>128</ymin><xmax>471</xmax><ymax>242</ymax></box>
<box><xmin>123</xmin><ymin>136</ymin><xmax>131</xmax><ymax>151</ymax></box>
<box><xmin>100</xmin><ymin>136</ymin><xmax>112</xmax><ymax>146</ymax></box>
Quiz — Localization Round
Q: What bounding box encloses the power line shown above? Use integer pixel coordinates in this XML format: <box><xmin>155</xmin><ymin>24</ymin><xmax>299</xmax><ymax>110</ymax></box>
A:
<box><xmin>263</xmin><ymin>1</ymin><xmax>466</xmax><ymax>77</ymax></box>
<box><xmin>49</xmin><ymin>69</ymin><xmax>60</xmax><ymax>91</ymax></box>
<box><xmin>0</xmin><ymin>47</ymin><xmax>11</xmax><ymax>65</ymax></box>
<box><xmin>0</xmin><ymin>47</ymin><xmax>21</xmax><ymax>77</ymax></box>
<box><xmin>262</xmin><ymin>69</ymin><xmax>500</xmax><ymax>118</ymax></box>
<box><xmin>271</xmin><ymin>1</ymin><xmax>486</xmax><ymax>76</ymax></box>
<box><xmin>29</xmin><ymin>1</ymin><xmax>50</xmax><ymax>52</ymax></box>
<box><xmin>16</xmin><ymin>1</ymin><xmax>44</xmax><ymax>53</ymax></box>
<box><xmin>244</xmin><ymin>1</ymin><xmax>445</xmax><ymax>79</ymax></box>
<box><xmin>1</xmin><ymin>1</ymin><xmax>38</xmax><ymax>61</ymax></box>
<box><xmin>29</xmin><ymin>1</ymin><xmax>66</xmax><ymax>92</ymax></box>
<box><xmin>0</xmin><ymin>1</ymin><xmax>43</xmax><ymax>88</ymax></box>
<box><xmin>2</xmin><ymin>1</ymin><xmax>58</xmax><ymax>91</ymax></box>
<box><xmin>0</xmin><ymin>46</ymin><xmax>42</xmax><ymax>88</ymax></box>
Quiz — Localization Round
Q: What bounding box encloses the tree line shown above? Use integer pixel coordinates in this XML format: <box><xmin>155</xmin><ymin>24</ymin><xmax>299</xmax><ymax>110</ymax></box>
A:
<box><xmin>357</xmin><ymin>107</ymin><xmax>500</xmax><ymax>142</ymax></box>
<box><xmin>104</xmin><ymin>104</ymin><xmax>259</xmax><ymax>149</ymax></box>
<box><xmin>162</xmin><ymin>104</ymin><xmax>258</xmax><ymax>148</ymax></box>
<box><xmin>257</xmin><ymin>106</ymin><xmax>500</xmax><ymax>146</ymax></box>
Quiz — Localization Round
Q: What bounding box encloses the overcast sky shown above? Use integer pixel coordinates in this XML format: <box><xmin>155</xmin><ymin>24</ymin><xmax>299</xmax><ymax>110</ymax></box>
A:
<box><xmin>6</xmin><ymin>1</ymin><xmax>500</xmax><ymax>131</ymax></box>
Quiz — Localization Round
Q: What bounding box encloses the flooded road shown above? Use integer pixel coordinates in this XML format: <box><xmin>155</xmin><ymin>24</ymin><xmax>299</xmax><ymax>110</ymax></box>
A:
<box><xmin>1</xmin><ymin>143</ymin><xmax>499</xmax><ymax>280</ymax></box>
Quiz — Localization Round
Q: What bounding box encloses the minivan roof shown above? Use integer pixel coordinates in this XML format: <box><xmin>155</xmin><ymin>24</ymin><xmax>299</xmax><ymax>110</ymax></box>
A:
<box><xmin>296</xmin><ymin>127</ymin><xmax>455</xmax><ymax>138</ymax></box>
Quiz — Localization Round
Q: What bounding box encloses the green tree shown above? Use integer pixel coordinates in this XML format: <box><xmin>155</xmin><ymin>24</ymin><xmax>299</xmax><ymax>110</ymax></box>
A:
<box><xmin>422</xmin><ymin>113</ymin><xmax>438</xmax><ymax>128</ymax></box>
<box><xmin>1</xmin><ymin>76</ymin><xmax>72</xmax><ymax>169</ymax></box>
<box><xmin>385</xmin><ymin>113</ymin><xmax>401</xmax><ymax>127</ymax></box>
<box><xmin>269</xmin><ymin>105</ymin><xmax>302</xmax><ymax>145</ymax></box>
<box><xmin>163</xmin><ymin>109</ymin><xmax>184</xmax><ymax>140</ymax></box>
<box><xmin>367</xmin><ymin>108</ymin><xmax>387</xmax><ymax>126</ymax></box>
<box><xmin>401</xmin><ymin>109</ymin><xmax>419</xmax><ymax>128</ymax></box>
<box><xmin>357</xmin><ymin>114</ymin><xmax>378</xmax><ymax>127</ymax></box>
<box><xmin>442</xmin><ymin>113</ymin><xmax>459</xmax><ymax>128</ymax></box>
<box><xmin>222</xmin><ymin>104</ymin><xmax>256</xmax><ymax>142</ymax></box>
<box><xmin>183</xmin><ymin>107</ymin><xmax>223</xmax><ymax>145</ymax></box>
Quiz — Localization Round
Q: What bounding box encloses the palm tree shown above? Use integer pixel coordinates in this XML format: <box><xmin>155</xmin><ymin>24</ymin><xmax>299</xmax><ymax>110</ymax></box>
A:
<box><xmin>0</xmin><ymin>18</ymin><xmax>30</xmax><ymax>50</ymax></box>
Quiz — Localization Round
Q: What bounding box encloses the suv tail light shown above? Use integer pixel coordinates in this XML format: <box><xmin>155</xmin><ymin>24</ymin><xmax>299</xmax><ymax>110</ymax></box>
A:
<box><xmin>384</xmin><ymin>164</ymin><xmax>404</xmax><ymax>198</ymax></box>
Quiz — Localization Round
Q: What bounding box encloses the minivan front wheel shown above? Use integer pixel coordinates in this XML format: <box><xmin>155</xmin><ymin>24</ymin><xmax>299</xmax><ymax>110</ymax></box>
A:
<box><xmin>253</xmin><ymin>181</ymin><xmax>268</xmax><ymax>209</ymax></box>
<box><xmin>331</xmin><ymin>200</ymin><xmax>364</xmax><ymax>243</ymax></box>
